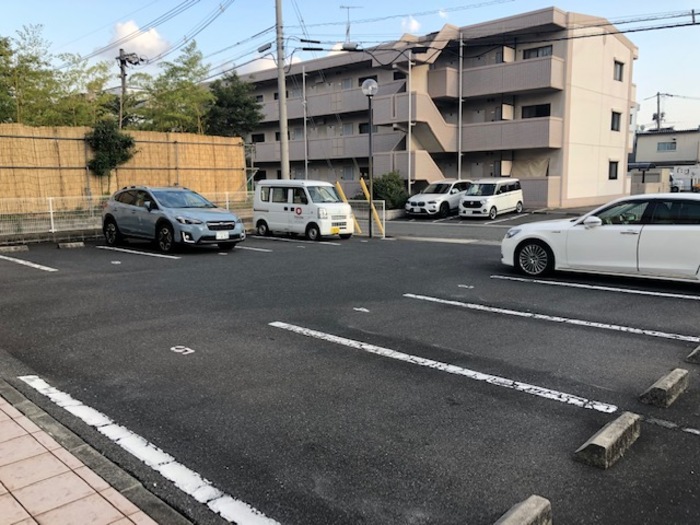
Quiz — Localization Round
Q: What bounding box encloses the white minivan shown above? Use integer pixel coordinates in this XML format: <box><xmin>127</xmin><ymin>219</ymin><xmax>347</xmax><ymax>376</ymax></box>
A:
<box><xmin>253</xmin><ymin>179</ymin><xmax>354</xmax><ymax>240</ymax></box>
<box><xmin>459</xmin><ymin>178</ymin><xmax>524</xmax><ymax>220</ymax></box>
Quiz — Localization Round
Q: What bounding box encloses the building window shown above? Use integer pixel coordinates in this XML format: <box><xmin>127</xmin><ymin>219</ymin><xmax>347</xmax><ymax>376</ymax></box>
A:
<box><xmin>359</xmin><ymin>122</ymin><xmax>378</xmax><ymax>134</ymax></box>
<box><xmin>393</xmin><ymin>70</ymin><xmax>406</xmax><ymax>80</ymax></box>
<box><xmin>522</xmin><ymin>104</ymin><xmax>551</xmax><ymax>119</ymax></box>
<box><xmin>341</xmin><ymin>166</ymin><xmax>354</xmax><ymax>180</ymax></box>
<box><xmin>657</xmin><ymin>142</ymin><xmax>677</xmax><ymax>152</ymax></box>
<box><xmin>341</xmin><ymin>123</ymin><xmax>353</xmax><ymax>136</ymax></box>
<box><xmin>289</xmin><ymin>88</ymin><xmax>301</xmax><ymax>99</ymax></box>
<box><xmin>614</xmin><ymin>61</ymin><xmax>624</xmax><ymax>81</ymax></box>
<box><xmin>341</xmin><ymin>78</ymin><xmax>352</xmax><ymax>90</ymax></box>
<box><xmin>358</xmin><ymin>75</ymin><xmax>378</xmax><ymax>87</ymax></box>
<box><xmin>251</xmin><ymin>133</ymin><xmax>265</xmax><ymax>143</ymax></box>
<box><xmin>608</xmin><ymin>161</ymin><xmax>619</xmax><ymax>180</ymax></box>
<box><xmin>275</xmin><ymin>131</ymin><xmax>280</xmax><ymax>141</ymax></box>
<box><xmin>255</xmin><ymin>94</ymin><xmax>263</xmax><ymax>102</ymax></box>
<box><xmin>523</xmin><ymin>45</ymin><xmax>552</xmax><ymax>59</ymax></box>
<box><xmin>274</xmin><ymin>92</ymin><xmax>279</xmax><ymax>100</ymax></box>
<box><xmin>611</xmin><ymin>112</ymin><xmax>622</xmax><ymax>131</ymax></box>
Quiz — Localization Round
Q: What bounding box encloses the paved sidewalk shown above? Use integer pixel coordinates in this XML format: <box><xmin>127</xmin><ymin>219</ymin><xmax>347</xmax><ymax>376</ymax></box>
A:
<box><xmin>0</xmin><ymin>394</ymin><xmax>160</xmax><ymax>525</ymax></box>
<box><xmin>0</xmin><ymin>379</ymin><xmax>198</xmax><ymax>525</ymax></box>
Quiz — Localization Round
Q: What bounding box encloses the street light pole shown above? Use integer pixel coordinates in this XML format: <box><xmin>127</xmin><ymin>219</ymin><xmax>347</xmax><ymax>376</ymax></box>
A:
<box><xmin>361</xmin><ymin>78</ymin><xmax>378</xmax><ymax>239</ymax></box>
<box><xmin>275</xmin><ymin>0</ymin><xmax>290</xmax><ymax>179</ymax></box>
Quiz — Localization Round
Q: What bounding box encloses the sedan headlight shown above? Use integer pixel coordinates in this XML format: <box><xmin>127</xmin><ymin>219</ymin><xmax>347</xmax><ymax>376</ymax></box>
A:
<box><xmin>176</xmin><ymin>216</ymin><xmax>203</xmax><ymax>225</ymax></box>
<box><xmin>504</xmin><ymin>228</ymin><xmax>521</xmax><ymax>239</ymax></box>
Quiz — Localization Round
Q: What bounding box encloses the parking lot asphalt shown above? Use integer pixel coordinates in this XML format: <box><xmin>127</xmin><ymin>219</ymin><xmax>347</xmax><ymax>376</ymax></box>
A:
<box><xmin>0</xmin><ymin>226</ymin><xmax>698</xmax><ymax>525</ymax></box>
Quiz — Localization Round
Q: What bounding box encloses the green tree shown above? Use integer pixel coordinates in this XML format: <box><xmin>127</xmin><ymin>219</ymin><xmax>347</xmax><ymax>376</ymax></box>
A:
<box><xmin>0</xmin><ymin>37</ymin><xmax>15</xmax><ymax>122</ymax></box>
<box><xmin>132</xmin><ymin>41</ymin><xmax>214</xmax><ymax>133</ymax></box>
<box><xmin>51</xmin><ymin>54</ymin><xmax>113</xmax><ymax>126</ymax></box>
<box><xmin>10</xmin><ymin>24</ymin><xmax>58</xmax><ymax>125</ymax></box>
<box><xmin>204</xmin><ymin>71</ymin><xmax>263</xmax><ymax>137</ymax></box>
<box><xmin>372</xmin><ymin>171</ymin><xmax>409</xmax><ymax>209</ymax></box>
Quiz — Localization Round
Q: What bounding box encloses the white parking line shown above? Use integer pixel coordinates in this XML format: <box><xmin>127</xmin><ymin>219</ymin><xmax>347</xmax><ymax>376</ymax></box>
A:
<box><xmin>239</xmin><ymin>246</ymin><xmax>273</xmax><ymax>253</ymax></box>
<box><xmin>269</xmin><ymin>321</ymin><xmax>617</xmax><ymax>413</ymax></box>
<box><xmin>18</xmin><ymin>375</ymin><xmax>279</xmax><ymax>525</ymax></box>
<box><xmin>484</xmin><ymin>213</ymin><xmax>529</xmax><ymax>225</ymax></box>
<box><xmin>0</xmin><ymin>254</ymin><xmax>58</xmax><ymax>272</ymax></box>
<box><xmin>96</xmin><ymin>246</ymin><xmax>181</xmax><ymax>259</ymax></box>
<box><xmin>491</xmin><ymin>275</ymin><xmax>700</xmax><ymax>301</ymax></box>
<box><xmin>252</xmin><ymin>236</ymin><xmax>340</xmax><ymax>246</ymax></box>
<box><xmin>404</xmin><ymin>293</ymin><xmax>700</xmax><ymax>343</ymax></box>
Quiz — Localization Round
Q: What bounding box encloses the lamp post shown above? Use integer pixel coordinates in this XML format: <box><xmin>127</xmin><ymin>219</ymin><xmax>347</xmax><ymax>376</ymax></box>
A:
<box><xmin>361</xmin><ymin>78</ymin><xmax>378</xmax><ymax>238</ymax></box>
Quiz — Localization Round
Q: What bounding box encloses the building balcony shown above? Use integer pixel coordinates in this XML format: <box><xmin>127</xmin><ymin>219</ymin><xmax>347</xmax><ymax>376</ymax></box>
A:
<box><xmin>250</xmin><ymin>132</ymin><xmax>404</xmax><ymax>163</ymax></box>
<box><xmin>428</xmin><ymin>56</ymin><xmax>565</xmax><ymax>99</ymax></box>
<box><xmin>259</xmin><ymin>80</ymin><xmax>406</xmax><ymax>123</ymax></box>
<box><xmin>461</xmin><ymin>117</ymin><xmax>563</xmax><ymax>152</ymax></box>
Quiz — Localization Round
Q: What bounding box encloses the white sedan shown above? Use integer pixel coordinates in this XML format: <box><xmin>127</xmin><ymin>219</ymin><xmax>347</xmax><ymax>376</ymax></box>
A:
<box><xmin>501</xmin><ymin>194</ymin><xmax>700</xmax><ymax>281</ymax></box>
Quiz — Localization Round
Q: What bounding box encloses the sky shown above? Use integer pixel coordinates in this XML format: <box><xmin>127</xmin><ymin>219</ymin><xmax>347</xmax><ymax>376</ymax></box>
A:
<box><xmin>2</xmin><ymin>0</ymin><xmax>700</xmax><ymax>130</ymax></box>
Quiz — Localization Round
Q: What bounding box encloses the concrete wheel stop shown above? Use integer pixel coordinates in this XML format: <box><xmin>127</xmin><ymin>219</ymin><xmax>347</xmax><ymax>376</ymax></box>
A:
<box><xmin>574</xmin><ymin>411</ymin><xmax>641</xmax><ymax>469</ymax></box>
<box><xmin>494</xmin><ymin>494</ymin><xmax>552</xmax><ymax>525</ymax></box>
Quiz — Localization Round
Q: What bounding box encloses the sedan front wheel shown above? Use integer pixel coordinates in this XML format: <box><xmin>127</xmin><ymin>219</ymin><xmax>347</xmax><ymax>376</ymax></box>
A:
<box><xmin>516</xmin><ymin>240</ymin><xmax>554</xmax><ymax>277</ymax></box>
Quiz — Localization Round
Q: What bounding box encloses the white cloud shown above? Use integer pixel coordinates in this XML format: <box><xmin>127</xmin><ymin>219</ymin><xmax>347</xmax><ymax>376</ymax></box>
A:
<box><xmin>326</xmin><ymin>42</ymin><xmax>348</xmax><ymax>57</ymax></box>
<box><xmin>235</xmin><ymin>57</ymin><xmax>276</xmax><ymax>75</ymax></box>
<box><xmin>401</xmin><ymin>16</ymin><xmax>421</xmax><ymax>34</ymax></box>
<box><xmin>439</xmin><ymin>10</ymin><xmax>448</xmax><ymax>19</ymax></box>
<box><xmin>107</xmin><ymin>21</ymin><xmax>169</xmax><ymax>61</ymax></box>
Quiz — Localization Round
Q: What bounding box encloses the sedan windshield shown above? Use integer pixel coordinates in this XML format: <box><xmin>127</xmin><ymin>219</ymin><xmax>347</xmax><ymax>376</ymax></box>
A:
<box><xmin>465</xmin><ymin>183</ymin><xmax>496</xmax><ymax>197</ymax></box>
<box><xmin>152</xmin><ymin>190</ymin><xmax>216</xmax><ymax>209</ymax></box>
<box><xmin>423</xmin><ymin>183</ymin><xmax>450</xmax><ymax>194</ymax></box>
<box><xmin>308</xmin><ymin>186</ymin><xmax>342</xmax><ymax>203</ymax></box>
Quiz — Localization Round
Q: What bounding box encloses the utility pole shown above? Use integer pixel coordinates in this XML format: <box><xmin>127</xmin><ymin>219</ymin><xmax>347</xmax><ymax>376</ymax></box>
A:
<box><xmin>275</xmin><ymin>0</ymin><xmax>290</xmax><ymax>179</ymax></box>
<box><xmin>116</xmin><ymin>48</ymin><xmax>142</xmax><ymax>129</ymax></box>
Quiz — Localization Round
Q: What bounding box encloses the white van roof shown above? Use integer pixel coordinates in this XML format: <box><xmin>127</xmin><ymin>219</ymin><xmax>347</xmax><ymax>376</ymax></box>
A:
<box><xmin>471</xmin><ymin>178</ymin><xmax>520</xmax><ymax>184</ymax></box>
<box><xmin>255</xmin><ymin>179</ymin><xmax>334</xmax><ymax>187</ymax></box>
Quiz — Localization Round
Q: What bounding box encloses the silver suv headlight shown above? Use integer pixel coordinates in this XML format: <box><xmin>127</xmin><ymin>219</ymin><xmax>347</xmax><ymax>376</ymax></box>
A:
<box><xmin>176</xmin><ymin>216</ymin><xmax>203</xmax><ymax>225</ymax></box>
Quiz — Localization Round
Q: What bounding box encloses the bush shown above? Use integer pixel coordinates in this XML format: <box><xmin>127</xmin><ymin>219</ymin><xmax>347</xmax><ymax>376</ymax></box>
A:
<box><xmin>85</xmin><ymin>120</ymin><xmax>136</xmax><ymax>177</ymax></box>
<box><xmin>371</xmin><ymin>171</ymin><xmax>408</xmax><ymax>209</ymax></box>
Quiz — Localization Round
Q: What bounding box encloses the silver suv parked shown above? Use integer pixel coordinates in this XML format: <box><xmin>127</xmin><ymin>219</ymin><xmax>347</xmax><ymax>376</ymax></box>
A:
<box><xmin>102</xmin><ymin>186</ymin><xmax>246</xmax><ymax>253</ymax></box>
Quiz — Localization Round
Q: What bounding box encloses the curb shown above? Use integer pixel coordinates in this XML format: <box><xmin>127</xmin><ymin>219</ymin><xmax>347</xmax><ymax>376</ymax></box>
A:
<box><xmin>494</xmin><ymin>494</ymin><xmax>552</xmax><ymax>525</ymax></box>
<box><xmin>57</xmin><ymin>241</ymin><xmax>85</xmax><ymax>249</ymax></box>
<box><xmin>0</xmin><ymin>380</ymin><xmax>193</xmax><ymax>525</ymax></box>
<box><xmin>574</xmin><ymin>411</ymin><xmax>641</xmax><ymax>469</ymax></box>
<box><xmin>639</xmin><ymin>368</ymin><xmax>689</xmax><ymax>408</ymax></box>
<box><xmin>0</xmin><ymin>245</ymin><xmax>29</xmax><ymax>253</ymax></box>
<box><xmin>686</xmin><ymin>345</ymin><xmax>700</xmax><ymax>364</ymax></box>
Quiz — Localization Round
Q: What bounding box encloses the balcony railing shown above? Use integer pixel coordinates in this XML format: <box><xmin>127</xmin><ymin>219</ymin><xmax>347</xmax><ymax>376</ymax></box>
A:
<box><xmin>428</xmin><ymin>56</ymin><xmax>565</xmax><ymax>99</ymax></box>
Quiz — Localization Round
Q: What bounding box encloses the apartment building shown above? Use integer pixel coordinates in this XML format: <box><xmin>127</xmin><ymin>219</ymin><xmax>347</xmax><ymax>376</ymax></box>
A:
<box><xmin>634</xmin><ymin>128</ymin><xmax>700</xmax><ymax>167</ymax></box>
<box><xmin>241</xmin><ymin>7</ymin><xmax>638</xmax><ymax>208</ymax></box>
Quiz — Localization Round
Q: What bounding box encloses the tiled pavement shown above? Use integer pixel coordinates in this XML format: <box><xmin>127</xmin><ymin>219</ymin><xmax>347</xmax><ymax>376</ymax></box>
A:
<box><xmin>0</xmin><ymin>384</ymin><xmax>193</xmax><ymax>525</ymax></box>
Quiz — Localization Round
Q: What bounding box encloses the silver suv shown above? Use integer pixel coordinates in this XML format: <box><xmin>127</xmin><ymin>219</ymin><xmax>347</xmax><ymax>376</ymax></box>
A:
<box><xmin>102</xmin><ymin>186</ymin><xmax>246</xmax><ymax>253</ymax></box>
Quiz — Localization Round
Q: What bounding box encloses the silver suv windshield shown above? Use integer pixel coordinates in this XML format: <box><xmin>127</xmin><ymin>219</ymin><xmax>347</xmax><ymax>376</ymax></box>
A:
<box><xmin>308</xmin><ymin>186</ymin><xmax>342</xmax><ymax>203</ymax></box>
<box><xmin>423</xmin><ymin>183</ymin><xmax>451</xmax><ymax>194</ymax></box>
<box><xmin>465</xmin><ymin>183</ymin><xmax>496</xmax><ymax>197</ymax></box>
<box><xmin>152</xmin><ymin>190</ymin><xmax>216</xmax><ymax>209</ymax></box>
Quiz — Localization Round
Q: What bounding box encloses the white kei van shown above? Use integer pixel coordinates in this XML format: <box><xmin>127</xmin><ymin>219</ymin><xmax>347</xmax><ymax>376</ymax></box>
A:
<box><xmin>253</xmin><ymin>179</ymin><xmax>354</xmax><ymax>240</ymax></box>
<box><xmin>459</xmin><ymin>178</ymin><xmax>524</xmax><ymax>220</ymax></box>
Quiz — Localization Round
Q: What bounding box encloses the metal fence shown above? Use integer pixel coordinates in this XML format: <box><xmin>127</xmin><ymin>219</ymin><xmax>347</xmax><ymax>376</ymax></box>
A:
<box><xmin>348</xmin><ymin>199</ymin><xmax>386</xmax><ymax>239</ymax></box>
<box><xmin>0</xmin><ymin>193</ymin><xmax>383</xmax><ymax>245</ymax></box>
<box><xmin>0</xmin><ymin>192</ymin><xmax>255</xmax><ymax>245</ymax></box>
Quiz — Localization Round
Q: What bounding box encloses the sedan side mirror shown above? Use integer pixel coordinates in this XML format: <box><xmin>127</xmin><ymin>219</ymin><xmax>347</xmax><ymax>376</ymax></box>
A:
<box><xmin>582</xmin><ymin>215</ymin><xmax>602</xmax><ymax>228</ymax></box>
<box><xmin>145</xmin><ymin>200</ymin><xmax>157</xmax><ymax>211</ymax></box>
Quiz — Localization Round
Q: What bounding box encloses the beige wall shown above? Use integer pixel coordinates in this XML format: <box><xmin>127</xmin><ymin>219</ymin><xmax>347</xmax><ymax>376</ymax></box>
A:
<box><xmin>562</xmin><ymin>21</ymin><xmax>635</xmax><ymax>206</ymax></box>
<box><xmin>635</xmin><ymin>131</ymin><xmax>700</xmax><ymax>164</ymax></box>
<box><xmin>0</xmin><ymin>124</ymin><xmax>246</xmax><ymax>203</ymax></box>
